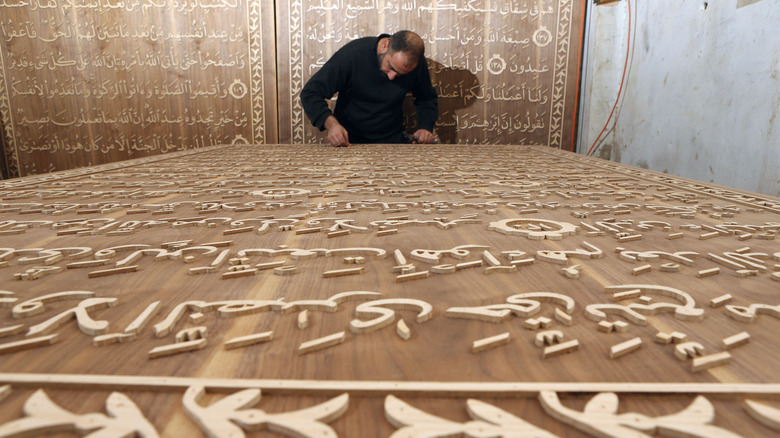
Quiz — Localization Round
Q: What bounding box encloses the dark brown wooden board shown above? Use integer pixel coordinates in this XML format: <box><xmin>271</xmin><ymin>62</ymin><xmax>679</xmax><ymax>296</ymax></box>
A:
<box><xmin>0</xmin><ymin>144</ymin><xmax>779</xmax><ymax>436</ymax></box>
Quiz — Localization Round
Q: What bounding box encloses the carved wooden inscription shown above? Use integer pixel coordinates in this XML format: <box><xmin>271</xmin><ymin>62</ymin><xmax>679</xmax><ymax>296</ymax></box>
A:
<box><xmin>0</xmin><ymin>144</ymin><xmax>779</xmax><ymax>436</ymax></box>
<box><xmin>0</xmin><ymin>0</ymin><xmax>277</xmax><ymax>177</ymax></box>
<box><xmin>275</xmin><ymin>0</ymin><xmax>584</xmax><ymax>147</ymax></box>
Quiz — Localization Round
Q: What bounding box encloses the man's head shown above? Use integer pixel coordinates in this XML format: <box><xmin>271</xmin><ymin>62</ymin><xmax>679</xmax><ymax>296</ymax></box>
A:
<box><xmin>377</xmin><ymin>30</ymin><xmax>425</xmax><ymax>80</ymax></box>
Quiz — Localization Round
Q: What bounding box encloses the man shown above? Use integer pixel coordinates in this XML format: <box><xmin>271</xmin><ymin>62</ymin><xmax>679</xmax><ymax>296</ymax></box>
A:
<box><xmin>301</xmin><ymin>30</ymin><xmax>438</xmax><ymax>146</ymax></box>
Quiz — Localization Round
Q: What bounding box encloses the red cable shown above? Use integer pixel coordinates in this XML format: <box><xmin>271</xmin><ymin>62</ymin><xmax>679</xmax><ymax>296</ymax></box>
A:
<box><xmin>586</xmin><ymin>0</ymin><xmax>631</xmax><ymax>156</ymax></box>
<box><xmin>570</xmin><ymin>0</ymin><xmax>588</xmax><ymax>152</ymax></box>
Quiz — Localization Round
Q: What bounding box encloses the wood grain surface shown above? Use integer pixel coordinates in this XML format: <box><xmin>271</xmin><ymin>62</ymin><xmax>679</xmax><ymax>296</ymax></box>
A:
<box><xmin>0</xmin><ymin>144</ymin><xmax>779</xmax><ymax>437</ymax></box>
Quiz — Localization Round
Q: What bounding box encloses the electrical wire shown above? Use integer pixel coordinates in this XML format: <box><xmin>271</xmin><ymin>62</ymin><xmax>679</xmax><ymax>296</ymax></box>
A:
<box><xmin>570</xmin><ymin>0</ymin><xmax>589</xmax><ymax>152</ymax></box>
<box><xmin>586</xmin><ymin>0</ymin><xmax>632</xmax><ymax>156</ymax></box>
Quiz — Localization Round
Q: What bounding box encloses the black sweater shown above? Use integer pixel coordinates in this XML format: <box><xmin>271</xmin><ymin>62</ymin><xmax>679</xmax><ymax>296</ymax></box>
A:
<box><xmin>300</xmin><ymin>35</ymin><xmax>438</xmax><ymax>143</ymax></box>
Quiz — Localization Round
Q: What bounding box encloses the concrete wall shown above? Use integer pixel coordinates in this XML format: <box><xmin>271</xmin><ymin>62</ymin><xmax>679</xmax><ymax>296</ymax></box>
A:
<box><xmin>578</xmin><ymin>0</ymin><xmax>780</xmax><ymax>197</ymax></box>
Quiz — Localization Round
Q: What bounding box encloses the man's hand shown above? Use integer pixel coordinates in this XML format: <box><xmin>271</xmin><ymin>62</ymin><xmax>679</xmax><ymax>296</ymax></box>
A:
<box><xmin>324</xmin><ymin>116</ymin><xmax>350</xmax><ymax>147</ymax></box>
<box><xmin>412</xmin><ymin>129</ymin><xmax>435</xmax><ymax>144</ymax></box>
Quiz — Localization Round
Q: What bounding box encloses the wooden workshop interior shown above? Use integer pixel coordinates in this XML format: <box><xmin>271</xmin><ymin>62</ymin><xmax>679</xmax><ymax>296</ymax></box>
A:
<box><xmin>0</xmin><ymin>1</ymin><xmax>778</xmax><ymax>436</ymax></box>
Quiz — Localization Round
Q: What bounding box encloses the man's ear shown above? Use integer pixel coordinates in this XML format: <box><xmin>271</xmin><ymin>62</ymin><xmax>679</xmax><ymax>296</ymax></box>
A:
<box><xmin>377</xmin><ymin>37</ymin><xmax>390</xmax><ymax>52</ymax></box>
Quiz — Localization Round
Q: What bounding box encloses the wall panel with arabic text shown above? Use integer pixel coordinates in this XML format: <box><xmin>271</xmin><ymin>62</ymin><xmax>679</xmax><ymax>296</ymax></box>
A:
<box><xmin>275</xmin><ymin>0</ymin><xmax>583</xmax><ymax>146</ymax></box>
<box><xmin>0</xmin><ymin>0</ymin><xmax>277</xmax><ymax>178</ymax></box>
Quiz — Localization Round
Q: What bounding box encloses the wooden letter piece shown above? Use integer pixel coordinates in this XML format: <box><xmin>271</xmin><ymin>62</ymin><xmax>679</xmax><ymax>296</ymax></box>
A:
<box><xmin>0</xmin><ymin>334</ymin><xmax>58</xmax><ymax>355</ymax></box>
<box><xmin>660</xmin><ymin>263</ymin><xmax>680</xmax><ymax>272</ymax></box>
<box><xmin>256</xmin><ymin>261</ymin><xmax>286</xmax><ymax>270</ymax></box>
<box><xmin>124</xmin><ymin>301</ymin><xmax>162</xmax><ymax>335</ymax></box>
<box><xmin>0</xmin><ymin>324</ymin><xmax>25</xmax><ymax>338</ymax></box>
<box><xmin>148</xmin><ymin>338</ymin><xmax>207</xmax><ymax>359</ymax></box>
<box><xmin>431</xmin><ymin>264</ymin><xmax>457</xmax><ymax>274</ymax></box>
<box><xmin>692</xmin><ymin>351</ymin><xmax>731</xmax><ymax>372</ymax></box>
<box><xmin>675</xmin><ymin>342</ymin><xmax>705</xmax><ymax>361</ymax></box>
<box><xmin>543</xmin><ymin>339</ymin><xmax>579</xmax><ymax>359</ymax></box>
<box><xmin>298</xmin><ymin>331</ymin><xmax>346</xmax><ymax>355</ymax></box>
<box><xmin>274</xmin><ymin>266</ymin><xmax>299</xmax><ymax>276</ymax></box>
<box><xmin>613</xmin><ymin>320</ymin><xmax>629</xmax><ymax>333</ymax></box>
<box><xmin>298</xmin><ymin>310</ymin><xmax>309</xmax><ymax>329</ymax></box>
<box><xmin>554</xmin><ymin>308</ymin><xmax>573</xmax><ymax>326</ymax></box>
<box><xmin>472</xmin><ymin>332</ymin><xmax>511</xmax><ymax>353</ymax></box>
<box><xmin>710</xmin><ymin>294</ymin><xmax>733</xmax><ymax>308</ymax></box>
<box><xmin>223</xmin><ymin>226</ymin><xmax>254</xmax><ymax>235</ymax></box>
<box><xmin>222</xmin><ymin>269</ymin><xmax>258</xmax><ymax>280</ymax></box>
<box><xmin>697</xmin><ymin>267</ymin><xmax>720</xmax><ymax>278</ymax></box>
<box><xmin>396</xmin><ymin>319</ymin><xmax>411</xmax><ymax>340</ymax></box>
<box><xmin>93</xmin><ymin>332</ymin><xmax>136</xmax><ymax>347</ymax></box>
<box><xmin>632</xmin><ymin>265</ymin><xmax>652</xmax><ymax>276</ymax></box>
<box><xmin>744</xmin><ymin>400</ymin><xmax>780</xmax><ymax>431</ymax></box>
<box><xmin>88</xmin><ymin>265</ymin><xmax>139</xmax><ymax>278</ymax></box>
<box><xmin>562</xmin><ymin>264</ymin><xmax>582</xmax><ymax>279</ymax></box>
<box><xmin>455</xmin><ymin>260</ymin><xmax>483</xmax><ymax>271</ymax></box>
<box><xmin>224</xmin><ymin>331</ymin><xmax>274</xmax><ymax>350</ymax></box>
<box><xmin>396</xmin><ymin>271</ymin><xmax>429</xmax><ymax>283</ymax></box>
<box><xmin>597</xmin><ymin>321</ymin><xmax>614</xmax><ymax>333</ymax></box>
<box><xmin>523</xmin><ymin>318</ymin><xmax>541</xmax><ymax>330</ymax></box>
<box><xmin>722</xmin><ymin>331</ymin><xmax>750</xmax><ymax>350</ymax></box>
<box><xmin>612</xmin><ymin>289</ymin><xmax>641</xmax><ymax>302</ymax></box>
<box><xmin>328</xmin><ymin>230</ymin><xmax>350</xmax><ymax>238</ymax></box>
<box><xmin>609</xmin><ymin>337</ymin><xmax>642</xmax><ymax>359</ymax></box>
<box><xmin>323</xmin><ymin>267</ymin><xmax>365</xmax><ymax>278</ymax></box>
<box><xmin>535</xmin><ymin>330</ymin><xmax>564</xmax><ymax>347</ymax></box>
<box><xmin>482</xmin><ymin>250</ymin><xmax>501</xmax><ymax>267</ymax></box>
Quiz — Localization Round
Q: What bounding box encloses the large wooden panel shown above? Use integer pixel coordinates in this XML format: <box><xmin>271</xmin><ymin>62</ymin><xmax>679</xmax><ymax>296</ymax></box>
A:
<box><xmin>275</xmin><ymin>0</ymin><xmax>584</xmax><ymax>147</ymax></box>
<box><xmin>0</xmin><ymin>144</ymin><xmax>779</xmax><ymax>436</ymax></box>
<box><xmin>0</xmin><ymin>0</ymin><xmax>277</xmax><ymax>178</ymax></box>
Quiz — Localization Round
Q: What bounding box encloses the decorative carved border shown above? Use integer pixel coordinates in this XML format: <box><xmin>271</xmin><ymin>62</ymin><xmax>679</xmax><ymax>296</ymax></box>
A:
<box><xmin>548</xmin><ymin>0</ymin><xmax>574</xmax><ymax>149</ymax></box>
<box><xmin>2</xmin><ymin>373</ymin><xmax>778</xmax><ymax>396</ymax></box>
<box><xmin>0</xmin><ymin>46</ymin><xmax>18</xmax><ymax>178</ymax></box>
<box><xmin>247</xmin><ymin>0</ymin><xmax>266</xmax><ymax>144</ymax></box>
<box><xmin>5</xmin><ymin>374</ymin><xmax>777</xmax><ymax>437</ymax></box>
<box><xmin>289</xmin><ymin>0</ymin><xmax>305</xmax><ymax>143</ymax></box>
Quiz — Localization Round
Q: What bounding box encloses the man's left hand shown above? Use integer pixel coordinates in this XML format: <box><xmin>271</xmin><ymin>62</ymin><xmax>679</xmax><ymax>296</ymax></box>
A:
<box><xmin>413</xmin><ymin>129</ymin><xmax>435</xmax><ymax>144</ymax></box>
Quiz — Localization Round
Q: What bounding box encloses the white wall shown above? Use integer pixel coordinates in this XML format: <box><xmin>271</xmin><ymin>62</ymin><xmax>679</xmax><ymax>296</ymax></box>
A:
<box><xmin>578</xmin><ymin>0</ymin><xmax>780</xmax><ymax>197</ymax></box>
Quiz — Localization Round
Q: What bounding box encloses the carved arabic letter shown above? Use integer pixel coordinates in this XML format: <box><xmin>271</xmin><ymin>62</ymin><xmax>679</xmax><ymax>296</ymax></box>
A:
<box><xmin>350</xmin><ymin>299</ymin><xmax>433</xmax><ymax>333</ymax></box>
<box><xmin>183</xmin><ymin>386</ymin><xmax>347</xmax><ymax>438</ymax></box>
<box><xmin>539</xmin><ymin>391</ymin><xmax>740</xmax><ymax>438</ymax></box>
<box><xmin>744</xmin><ymin>400</ymin><xmax>780</xmax><ymax>431</ymax></box>
<box><xmin>280</xmin><ymin>291</ymin><xmax>381</xmax><ymax>314</ymax></box>
<box><xmin>13</xmin><ymin>291</ymin><xmax>95</xmax><ymax>318</ymax></box>
<box><xmin>26</xmin><ymin>297</ymin><xmax>118</xmax><ymax>336</ymax></box>
<box><xmin>0</xmin><ymin>389</ymin><xmax>158</xmax><ymax>437</ymax></box>
<box><xmin>384</xmin><ymin>395</ymin><xmax>557</xmax><ymax>437</ymax></box>
<box><xmin>604</xmin><ymin>285</ymin><xmax>704</xmax><ymax>322</ymax></box>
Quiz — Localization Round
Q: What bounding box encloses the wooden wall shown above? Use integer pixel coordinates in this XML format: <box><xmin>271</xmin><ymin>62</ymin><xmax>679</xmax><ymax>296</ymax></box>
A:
<box><xmin>276</xmin><ymin>0</ymin><xmax>584</xmax><ymax>146</ymax></box>
<box><xmin>0</xmin><ymin>0</ymin><xmax>583</xmax><ymax>178</ymax></box>
<box><xmin>0</xmin><ymin>0</ymin><xmax>278</xmax><ymax>177</ymax></box>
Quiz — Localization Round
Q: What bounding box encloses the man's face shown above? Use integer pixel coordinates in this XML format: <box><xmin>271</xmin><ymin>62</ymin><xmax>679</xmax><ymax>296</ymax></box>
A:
<box><xmin>378</xmin><ymin>51</ymin><xmax>417</xmax><ymax>80</ymax></box>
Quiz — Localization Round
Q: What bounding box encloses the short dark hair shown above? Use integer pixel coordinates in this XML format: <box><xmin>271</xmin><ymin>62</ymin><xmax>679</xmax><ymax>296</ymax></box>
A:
<box><xmin>388</xmin><ymin>30</ymin><xmax>425</xmax><ymax>63</ymax></box>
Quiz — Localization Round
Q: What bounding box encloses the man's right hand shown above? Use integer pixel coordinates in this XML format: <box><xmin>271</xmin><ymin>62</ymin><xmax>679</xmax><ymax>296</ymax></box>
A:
<box><xmin>324</xmin><ymin>116</ymin><xmax>350</xmax><ymax>147</ymax></box>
